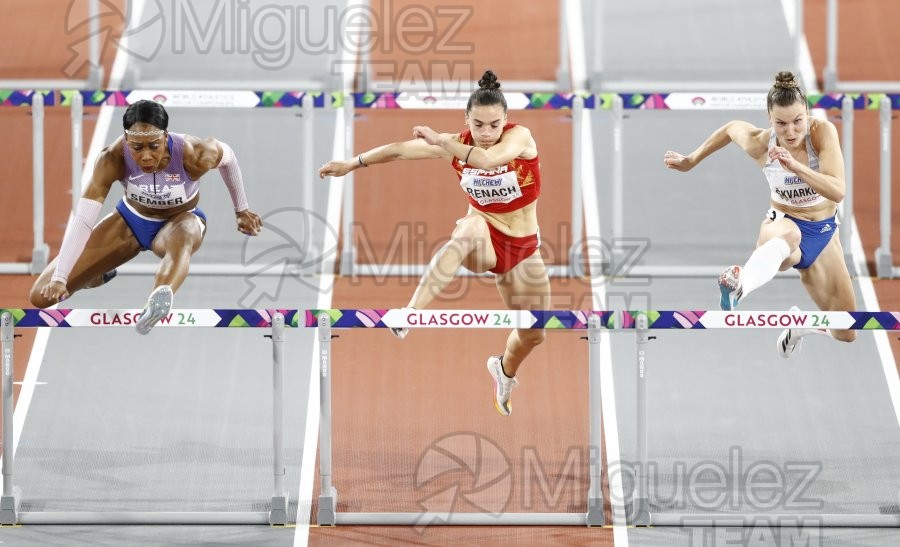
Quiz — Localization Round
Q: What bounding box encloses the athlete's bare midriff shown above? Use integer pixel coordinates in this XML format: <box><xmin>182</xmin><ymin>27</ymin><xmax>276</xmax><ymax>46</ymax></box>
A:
<box><xmin>470</xmin><ymin>200</ymin><xmax>538</xmax><ymax>236</ymax></box>
<box><xmin>769</xmin><ymin>199</ymin><xmax>837</xmax><ymax>222</ymax></box>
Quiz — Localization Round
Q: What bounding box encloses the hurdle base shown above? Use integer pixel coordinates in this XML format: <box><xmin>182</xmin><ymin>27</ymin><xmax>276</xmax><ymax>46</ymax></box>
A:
<box><xmin>317</xmin><ymin>487</ymin><xmax>338</xmax><ymax>526</ymax></box>
<box><xmin>334</xmin><ymin>512</ymin><xmax>588</xmax><ymax>526</ymax></box>
<box><xmin>875</xmin><ymin>247</ymin><xmax>894</xmax><ymax>279</ymax></box>
<box><xmin>269</xmin><ymin>495</ymin><xmax>288</xmax><ymax>526</ymax></box>
<box><xmin>30</xmin><ymin>244</ymin><xmax>49</xmax><ymax>275</ymax></box>
<box><xmin>650</xmin><ymin>512</ymin><xmax>900</xmax><ymax>528</ymax></box>
<box><xmin>586</xmin><ymin>496</ymin><xmax>605</xmax><ymax>526</ymax></box>
<box><xmin>629</xmin><ymin>497</ymin><xmax>650</xmax><ymax>526</ymax></box>
<box><xmin>0</xmin><ymin>489</ymin><xmax>21</xmax><ymax>525</ymax></box>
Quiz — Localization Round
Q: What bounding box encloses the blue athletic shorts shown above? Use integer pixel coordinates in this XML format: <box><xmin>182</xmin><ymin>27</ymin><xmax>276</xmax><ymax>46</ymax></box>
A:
<box><xmin>116</xmin><ymin>198</ymin><xmax>207</xmax><ymax>250</ymax></box>
<box><xmin>768</xmin><ymin>209</ymin><xmax>837</xmax><ymax>269</ymax></box>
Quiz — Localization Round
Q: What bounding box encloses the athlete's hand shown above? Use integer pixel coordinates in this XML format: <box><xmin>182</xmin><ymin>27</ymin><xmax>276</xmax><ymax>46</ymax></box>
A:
<box><xmin>664</xmin><ymin>150</ymin><xmax>695</xmax><ymax>172</ymax></box>
<box><xmin>768</xmin><ymin>146</ymin><xmax>799</xmax><ymax>172</ymax></box>
<box><xmin>40</xmin><ymin>280</ymin><xmax>69</xmax><ymax>304</ymax></box>
<box><xmin>236</xmin><ymin>209</ymin><xmax>262</xmax><ymax>236</ymax></box>
<box><xmin>318</xmin><ymin>159</ymin><xmax>355</xmax><ymax>179</ymax></box>
<box><xmin>412</xmin><ymin>125</ymin><xmax>442</xmax><ymax>146</ymax></box>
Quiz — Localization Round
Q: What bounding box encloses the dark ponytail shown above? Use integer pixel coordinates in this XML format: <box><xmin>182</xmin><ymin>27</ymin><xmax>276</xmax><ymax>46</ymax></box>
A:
<box><xmin>766</xmin><ymin>71</ymin><xmax>807</xmax><ymax>112</ymax></box>
<box><xmin>466</xmin><ymin>69</ymin><xmax>507</xmax><ymax>113</ymax></box>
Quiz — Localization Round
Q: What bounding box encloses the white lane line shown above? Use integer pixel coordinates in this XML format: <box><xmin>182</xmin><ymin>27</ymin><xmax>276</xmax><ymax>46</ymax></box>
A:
<box><xmin>785</xmin><ymin>0</ymin><xmax>900</xmax><ymax>431</ymax></box>
<box><xmin>9</xmin><ymin>328</ymin><xmax>50</xmax><ymax>461</ymax></box>
<box><xmin>850</xmin><ymin>222</ymin><xmax>900</xmax><ymax>430</ymax></box>
<box><xmin>292</xmin><ymin>128</ymin><xmax>342</xmax><ymax>544</ymax></box>
<box><xmin>581</xmin><ymin>103</ymin><xmax>629</xmax><ymax>541</ymax></box>
<box><xmin>294</xmin><ymin>1</ymin><xmax>358</xmax><ymax>534</ymax></box>
<box><xmin>0</xmin><ymin>1</ymin><xmax>142</xmax><ymax>484</ymax></box>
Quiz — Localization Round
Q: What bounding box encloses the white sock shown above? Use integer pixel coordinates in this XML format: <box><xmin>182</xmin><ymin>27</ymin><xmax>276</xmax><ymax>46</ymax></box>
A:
<box><xmin>740</xmin><ymin>238</ymin><xmax>791</xmax><ymax>297</ymax></box>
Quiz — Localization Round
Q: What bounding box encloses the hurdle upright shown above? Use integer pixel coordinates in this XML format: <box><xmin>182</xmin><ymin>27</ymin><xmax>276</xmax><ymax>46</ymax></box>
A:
<box><xmin>0</xmin><ymin>308</ymin><xmax>297</xmax><ymax>526</ymax></box>
<box><xmin>310</xmin><ymin>308</ymin><xmax>612</xmax><ymax>527</ymax></box>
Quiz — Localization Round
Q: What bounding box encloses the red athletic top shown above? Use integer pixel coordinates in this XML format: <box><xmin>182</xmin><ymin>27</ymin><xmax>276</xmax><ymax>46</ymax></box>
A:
<box><xmin>450</xmin><ymin>123</ymin><xmax>541</xmax><ymax>214</ymax></box>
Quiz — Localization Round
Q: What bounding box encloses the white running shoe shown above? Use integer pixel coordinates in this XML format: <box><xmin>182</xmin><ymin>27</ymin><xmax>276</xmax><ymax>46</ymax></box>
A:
<box><xmin>135</xmin><ymin>285</ymin><xmax>173</xmax><ymax>335</ymax></box>
<box><xmin>486</xmin><ymin>355</ymin><xmax>518</xmax><ymax>416</ymax></box>
<box><xmin>776</xmin><ymin>306</ymin><xmax>804</xmax><ymax>358</ymax></box>
<box><xmin>718</xmin><ymin>265</ymin><xmax>743</xmax><ymax>311</ymax></box>
<box><xmin>390</xmin><ymin>307</ymin><xmax>413</xmax><ymax>339</ymax></box>
<box><xmin>390</xmin><ymin>326</ymin><xmax>409</xmax><ymax>339</ymax></box>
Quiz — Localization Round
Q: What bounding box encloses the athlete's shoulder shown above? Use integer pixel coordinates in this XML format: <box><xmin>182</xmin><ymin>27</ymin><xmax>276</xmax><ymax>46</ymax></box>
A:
<box><xmin>98</xmin><ymin>136</ymin><xmax>126</xmax><ymax>165</ymax></box>
<box><xmin>809</xmin><ymin>117</ymin><xmax>838</xmax><ymax>142</ymax></box>
<box><xmin>92</xmin><ymin>136</ymin><xmax>127</xmax><ymax>182</ymax></box>
<box><xmin>504</xmin><ymin>124</ymin><xmax>532</xmax><ymax>137</ymax></box>
<box><xmin>182</xmin><ymin>134</ymin><xmax>220</xmax><ymax>171</ymax></box>
<box><xmin>500</xmin><ymin>124</ymin><xmax>535</xmax><ymax>147</ymax></box>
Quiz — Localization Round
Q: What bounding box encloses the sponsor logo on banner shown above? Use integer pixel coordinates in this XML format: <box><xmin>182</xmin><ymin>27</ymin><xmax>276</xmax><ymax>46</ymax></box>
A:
<box><xmin>664</xmin><ymin>93</ymin><xmax>768</xmax><ymax>110</ymax></box>
<box><xmin>64</xmin><ymin>310</ymin><xmax>222</xmax><ymax>327</ymax></box>
<box><xmin>702</xmin><ymin>311</ymin><xmax>852</xmax><ymax>330</ymax></box>
<box><xmin>125</xmin><ymin>90</ymin><xmax>261</xmax><ymax>108</ymax></box>
<box><xmin>381</xmin><ymin>309</ymin><xmax>535</xmax><ymax>329</ymax></box>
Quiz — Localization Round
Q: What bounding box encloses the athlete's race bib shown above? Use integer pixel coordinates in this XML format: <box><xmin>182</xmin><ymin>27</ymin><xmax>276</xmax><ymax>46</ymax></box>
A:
<box><xmin>126</xmin><ymin>180</ymin><xmax>189</xmax><ymax>209</ymax></box>
<box><xmin>459</xmin><ymin>166</ymin><xmax>522</xmax><ymax>206</ymax></box>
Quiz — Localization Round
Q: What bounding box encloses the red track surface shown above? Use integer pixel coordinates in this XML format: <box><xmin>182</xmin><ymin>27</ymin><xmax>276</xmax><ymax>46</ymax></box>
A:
<box><xmin>0</xmin><ymin>2</ymin><xmax>897</xmax><ymax>544</ymax></box>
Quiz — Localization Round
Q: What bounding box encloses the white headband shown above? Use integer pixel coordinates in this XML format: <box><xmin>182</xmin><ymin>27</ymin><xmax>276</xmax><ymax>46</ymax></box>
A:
<box><xmin>125</xmin><ymin>129</ymin><xmax>165</xmax><ymax>137</ymax></box>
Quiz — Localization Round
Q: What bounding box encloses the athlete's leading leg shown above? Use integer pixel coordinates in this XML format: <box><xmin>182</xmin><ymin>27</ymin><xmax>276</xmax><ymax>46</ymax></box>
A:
<box><xmin>406</xmin><ymin>214</ymin><xmax>496</xmax><ymax>310</ymax></box>
<box><xmin>778</xmin><ymin>234</ymin><xmax>856</xmax><ymax>357</ymax></box>
<box><xmin>135</xmin><ymin>211</ymin><xmax>206</xmax><ymax>335</ymax></box>
<box><xmin>797</xmin><ymin>234</ymin><xmax>856</xmax><ymax>342</ymax></box>
<box><xmin>485</xmin><ymin>252</ymin><xmax>550</xmax><ymax>416</ymax></box>
<box><xmin>148</xmin><ymin>211</ymin><xmax>206</xmax><ymax>291</ymax></box>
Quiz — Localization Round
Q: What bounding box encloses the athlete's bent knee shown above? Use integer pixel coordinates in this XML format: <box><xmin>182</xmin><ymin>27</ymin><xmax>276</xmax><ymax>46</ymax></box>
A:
<box><xmin>28</xmin><ymin>284</ymin><xmax>52</xmax><ymax>309</ymax></box>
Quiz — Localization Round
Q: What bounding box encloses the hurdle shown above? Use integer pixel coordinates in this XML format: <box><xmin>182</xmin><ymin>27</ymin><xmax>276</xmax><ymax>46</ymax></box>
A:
<box><xmin>309</xmin><ymin>308</ymin><xmax>612</xmax><ymax>526</ymax></box>
<box><xmin>309</xmin><ymin>308</ymin><xmax>900</xmax><ymax>528</ymax></box>
<box><xmin>623</xmin><ymin>309</ymin><xmax>900</xmax><ymax>528</ymax></box>
<box><xmin>0</xmin><ymin>308</ymin><xmax>297</xmax><ymax>526</ymax></box>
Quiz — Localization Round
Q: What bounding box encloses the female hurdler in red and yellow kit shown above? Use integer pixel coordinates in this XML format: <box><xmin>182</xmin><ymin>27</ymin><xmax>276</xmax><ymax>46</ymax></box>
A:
<box><xmin>319</xmin><ymin>70</ymin><xmax>549</xmax><ymax>416</ymax></box>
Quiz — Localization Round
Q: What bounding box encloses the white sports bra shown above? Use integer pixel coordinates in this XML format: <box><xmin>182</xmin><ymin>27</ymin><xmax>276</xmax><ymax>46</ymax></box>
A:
<box><xmin>763</xmin><ymin>129</ymin><xmax>826</xmax><ymax>208</ymax></box>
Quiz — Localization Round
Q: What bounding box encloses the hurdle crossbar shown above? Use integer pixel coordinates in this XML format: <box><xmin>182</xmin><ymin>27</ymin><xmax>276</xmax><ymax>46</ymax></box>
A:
<box><xmin>0</xmin><ymin>309</ymin><xmax>295</xmax><ymax>526</ymax></box>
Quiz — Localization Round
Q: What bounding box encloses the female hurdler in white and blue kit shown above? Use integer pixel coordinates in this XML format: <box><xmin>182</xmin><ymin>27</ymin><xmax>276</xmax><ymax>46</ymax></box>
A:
<box><xmin>664</xmin><ymin>71</ymin><xmax>857</xmax><ymax>357</ymax></box>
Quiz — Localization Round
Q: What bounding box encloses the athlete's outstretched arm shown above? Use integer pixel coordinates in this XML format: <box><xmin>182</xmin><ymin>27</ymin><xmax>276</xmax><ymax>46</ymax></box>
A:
<box><xmin>41</xmin><ymin>144</ymin><xmax>123</xmax><ymax>302</ymax></box>
<box><xmin>183</xmin><ymin>136</ymin><xmax>262</xmax><ymax>236</ymax></box>
<box><xmin>318</xmin><ymin>138</ymin><xmax>451</xmax><ymax>179</ymax></box>
<box><xmin>413</xmin><ymin>125</ymin><xmax>534</xmax><ymax>170</ymax></box>
<box><xmin>664</xmin><ymin>121</ymin><xmax>766</xmax><ymax>172</ymax></box>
